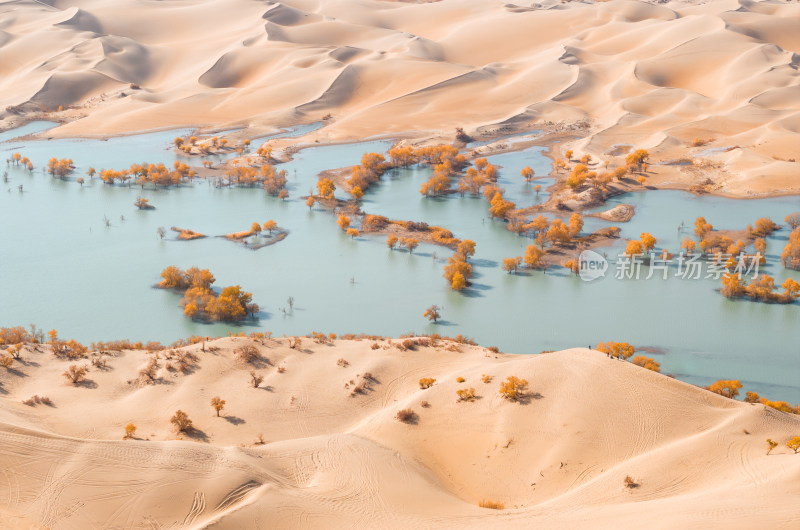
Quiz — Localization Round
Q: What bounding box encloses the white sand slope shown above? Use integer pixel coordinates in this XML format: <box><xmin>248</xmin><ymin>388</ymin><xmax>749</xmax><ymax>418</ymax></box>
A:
<box><xmin>0</xmin><ymin>337</ymin><xmax>798</xmax><ymax>528</ymax></box>
<box><xmin>0</xmin><ymin>0</ymin><xmax>798</xmax><ymax>195</ymax></box>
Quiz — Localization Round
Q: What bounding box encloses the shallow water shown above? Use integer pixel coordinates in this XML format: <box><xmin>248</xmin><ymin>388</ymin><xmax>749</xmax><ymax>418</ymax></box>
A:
<box><xmin>1</xmin><ymin>127</ymin><xmax>798</xmax><ymax>402</ymax></box>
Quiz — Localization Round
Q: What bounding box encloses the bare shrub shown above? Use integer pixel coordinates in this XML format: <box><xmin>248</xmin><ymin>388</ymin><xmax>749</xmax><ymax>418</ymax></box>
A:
<box><xmin>420</xmin><ymin>400</ymin><xmax>430</xmax><ymax>408</ymax></box>
<box><xmin>396</xmin><ymin>409</ymin><xmax>417</xmax><ymax>423</ymax></box>
<box><xmin>249</xmin><ymin>370</ymin><xmax>264</xmax><ymax>388</ymax></box>
<box><xmin>624</xmin><ymin>475</ymin><xmax>639</xmax><ymax>488</ymax></box>
<box><xmin>337</xmin><ymin>358</ymin><xmax>349</xmax><ymax>367</ymax></box>
<box><xmin>138</xmin><ymin>357</ymin><xmax>159</xmax><ymax>384</ymax></box>
<box><xmin>234</xmin><ymin>344</ymin><xmax>260</xmax><ymax>364</ymax></box>
<box><xmin>402</xmin><ymin>339</ymin><xmax>417</xmax><ymax>351</ymax></box>
<box><xmin>277</xmin><ymin>366</ymin><xmax>286</xmax><ymax>373</ymax></box>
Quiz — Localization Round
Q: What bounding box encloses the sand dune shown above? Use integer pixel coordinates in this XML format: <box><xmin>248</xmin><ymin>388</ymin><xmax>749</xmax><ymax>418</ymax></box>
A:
<box><xmin>0</xmin><ymin>337</ymin><xmax>798</xmax><ymax>528</ymax></box>
<box><xmin>0</xmin><ymin>0</ymin><xmax>798</xmax><ymax>195</ymax></box>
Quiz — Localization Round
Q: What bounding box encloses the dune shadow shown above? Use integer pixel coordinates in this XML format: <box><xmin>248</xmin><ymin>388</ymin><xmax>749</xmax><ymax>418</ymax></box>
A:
<box><xmin>74</xmin><ymin>379</ymin><xmax>98</xmax><ymax>389</ymax></box>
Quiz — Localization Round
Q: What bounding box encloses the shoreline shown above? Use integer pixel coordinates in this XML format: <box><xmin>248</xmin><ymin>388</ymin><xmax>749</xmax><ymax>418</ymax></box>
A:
<box><xmin>4</xmin><ymin>117</ymin><xmax>799</xmax><ymax>202</ymax></box>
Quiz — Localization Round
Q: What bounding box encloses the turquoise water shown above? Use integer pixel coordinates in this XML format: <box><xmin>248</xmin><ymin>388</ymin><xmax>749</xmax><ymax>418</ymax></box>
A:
<box><xmin>1</xmin><ymin>126</ymin><xmax>798</xmax><ymax>402</ymax></box>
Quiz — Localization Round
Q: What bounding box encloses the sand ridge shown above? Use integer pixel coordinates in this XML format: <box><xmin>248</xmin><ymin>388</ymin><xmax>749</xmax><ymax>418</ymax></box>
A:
<box><xmin>0</xmin><ymin>337</ymin><xmax>798</xmax><ymax>528</ymax></box>
<box><xmin>0</xmin><ymin>0</ymin><xmax>798</xmax><ymax>196</ymax></box>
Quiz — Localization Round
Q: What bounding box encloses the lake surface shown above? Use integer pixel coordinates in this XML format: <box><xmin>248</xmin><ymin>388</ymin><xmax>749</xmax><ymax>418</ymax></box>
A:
<box><xmin>1</xmin><ymin>125</ymin><xmax>798</xmax><ymax>402</ymax></box>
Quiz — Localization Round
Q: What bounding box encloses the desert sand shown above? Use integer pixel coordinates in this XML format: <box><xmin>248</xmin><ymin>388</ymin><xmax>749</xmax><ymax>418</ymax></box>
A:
<box><xmin>0</xmin><ymin>337</ymin><xmax>798</xmax><ymax>529</ymax></box>
<box><xmin>1</xmin><ymin>0</ymin><xmax>799</xmax><ymax>196</ymax></box>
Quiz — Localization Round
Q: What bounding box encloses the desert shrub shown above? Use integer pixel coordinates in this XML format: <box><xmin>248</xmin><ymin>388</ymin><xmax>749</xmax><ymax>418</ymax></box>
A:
<box><xmin>419</xmin><ymin>377</ymin><xmax>436</xmax><ymax>389</ymax></box>
<box><xmin>312</xmin><ymin>331</ymin><xmax>330</xmax><ymax>344</ymax></box>
<box><xmin>420</xmin><ymin>400</ymin><xmax>430</xmax><ymax>408</ymax></box>
<box><xmin>787</xmin><ymin>437</ymin><xmax>800</xmax><ymax>454</ymax></box>
<box><xmin>745</xmin><ymin>391</ymin><xmax>760</xmax><ymax>403</ymax></box>
<box><xmin>249</xmin><ymin>370</ymin><xmax>264</xmax><ymax>388</ymax></box>
<box><xmin>370</xmin><ymin>342</ymin><xmax>380</xmax><ymax>350</ymax></box>
<box><xmin>767</xmin><ymin>439</ymin><xmax>778</xmax><ymax>455</ymax></box>
<box><xmin>337</xmin><ymin>358</ymin><xmax>349</xmax><ymax>367</ymax></box>
<box><xmin>456</xmin><ymin>388</ymin><xmax>476</xmax><ymax>402</ymax></box>
<box><xmin>396</xmin><ymin>408</ymin><xmax>417</xmax><ymax>423</ymax></box>
<box><xmin>170</xmin><ymin>410</ymin><xmax>193</xmax><ymax>432</ymax></box>
<box><xmin>234</xmin><ymin>344</ymin><xmax>260</xmax><ymax>363</ymax></box>
<box><xmin>478</xmin><ymin>500</ymin><xmax>504</xmax><ymax>510</ymax></box>
<box><xmin>138</xmin><ymin>357</ymin><xmax>160</xmax><ymax>384</ymax></box>
<box><xmin>456</xmin><ymin>376</ymin><xmax>465</xmax><ymax>383</ymax></box>
<box><xmin>288</xmin><ymin>337</ymin><xmax>302</xmax><ymax>349</ymax></box>
<box><xmin>23</xmin><ymin>395</ymin><xmax>51</xmax><ymax>406</ymax></box>
<box><xmin>277</xmin><ymin>366</ymin><xmax>286</xmax><ymax>373</ymax></box>
<box><xmin>125</xmin><ymin>423</ymin><xmax>136</xmax><ymax>439</ymax></box>
<box><xmin>487</xmin><ymin>346</ymin><xmax>500</xmax><ymax>354</ymax></box>
<box><xmin>0</xmin><ymin>355</ymin><xmax>12</xmax><ymax>369</ymax></box>
<box><xmin>402</xmin><ymin>339</ymin><xmax>417</xmax><ymax>351</ymax></box>
<box><xmin>481</xmin><ymin>374</ymin><xmax>493</xmax><ymax>383</ymax></box>
<box><xmin>623</xmin><ymin>475</ymin><xmax>638</xmax><ymax>488</ymax></box>
<box><xmin>62</xmin><ymin>365</ymin><xmax>87</xmax><ymax>385</ymax></box>
<box><xmin>499</xmin><ymin>376</ymin><xmax>528</xmax><ymax>401</ymax></box>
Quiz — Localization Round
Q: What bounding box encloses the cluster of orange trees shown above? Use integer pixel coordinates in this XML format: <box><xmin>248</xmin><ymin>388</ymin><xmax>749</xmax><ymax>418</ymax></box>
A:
<box><xmin>157</xmin><ymin>266</ymin><xmax>258</xmax><ymax>321</ymax></box>
<box><xmin>553</xmin><ymin>148</ymin><xmax>648</xmax><ymax>190</ymax></box>
<box><xmin>456</xmin><ymin>157</ymin><xmax>497</xmax><ymax>196</ymax></box>
<box><xmin>10</xmin><ymin>152</ymin><xmax>33</xmax><ymax>171</ymax></box>
<box><xmin>346</xmin><ymin>153</ymin><xmax>388</xmax><ymax>199</ymax></box>
<box><xmin>92</xmin><ymin>161</ymin><xmax>195</xmax><ymax>188</ymax></box>
<box><xmin>443</xmin><ymin>239</ymin><xmax>476</xmax><ymax>290</ymax></box>
<box><xmin>504</xmin><ymin>213</ymin><xmax>589</xmax><ymax>273</ymax></box>
<box><xmin>624</xmin><ymin>232</ymin><xmax>658</xmax><ymax>257</ymax></box>
<box><xmin>224</xmin><ymin>163</ymin><xmax>288</xmax><ymax>197</ymax></box>
<box><xmin>387</xmin><ymin>234</ymin><xmax>419</xmax><ymax>253</ymax></box>
<box><xmin>782</xmin><ymin>213</ymin><xmax>800</xmax><ymax>269</ymax></box>
<box><xmin>709</xmin><ymin>380</ymin><xmax>800</xmax><ymax>415</ymax></box>
<box><xmin>47</xmin><ymin>157</ymin><xmax>74</xmax><ymax>178</ymax></box>
<box><xmin>721</xmin><ymin>273</ymin><xmax>799</xmax><ymax>303</ymax></box>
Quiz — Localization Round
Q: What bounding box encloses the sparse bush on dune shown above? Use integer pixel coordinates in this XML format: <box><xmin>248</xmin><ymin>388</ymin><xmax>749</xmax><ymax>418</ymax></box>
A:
<box><xmin>22</xmin><ymin>395</ymin><xmax>52</xmax><ymax>406</ymax></box>
<box><xmin>234</xmin><ymin>344</ymin><xmax>260</xmax><ymax>364</ymax></box>
<box><xmin>0</xmin><ymin>355</ymin><xmax>13</xmax><ymax>369</ymax></box>
<box><xmin>767</xmin><ymin>439</ymin><xmax>778</xmax><ymax>455</ymax></box>
<box><xmin>456</xmin><ymin>376</ymin><xmax>465</xmax><ymax>383</ymax></box>
<box><xmin>499</xmin><ymin>376</ymin><xmax>528</xmax><ymax>401</ymax></box>
<box><xmin>395</xmin><ymin>409</ymin><xmax>417</xmax><ymax>423</ymax></box>
<box><xmin>418</xmin><ymin>378</ymin><xmax>436</xmax><ymax>389</ymax></box>
<box><xmin>478</xmin><ymin>500</ymin><xmax>504</xmax><ymax>510</ymax></box>
<box><xmin>249</xmin><ymin>370</ymin><xmax>264</xmax><ymax>388</ymax></box>
<box><xmin>62</xmin><ymin>365</ymin><xmax>87</xmax><ymax>385</ymax></box>
<box><xmin>456</xmin><ymin>388</ymin><xmax>476</xmax><ymax>402</ymax></box>
<box><xmin>623</xmin><ymin>475</ymin><xmax>639</xmax><ymax>489</ymax></box>
<box><xmin>787</xmin><ymin>437</ymin><xmax>800</xmax><ymax>454</ymax></box>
